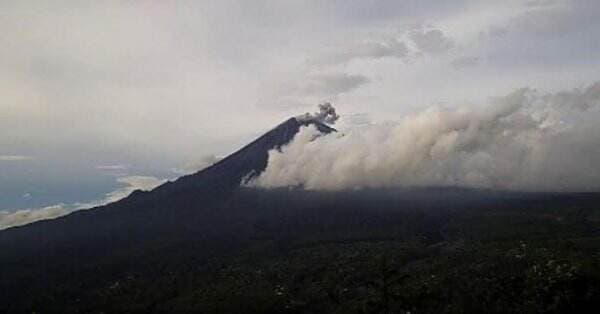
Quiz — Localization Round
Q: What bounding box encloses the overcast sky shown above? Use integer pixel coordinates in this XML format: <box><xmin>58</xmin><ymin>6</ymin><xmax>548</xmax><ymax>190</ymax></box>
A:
<box><xmin>1</xmin><ymin>1</ymin><xmax>600</xmax><ymax>224</ymax></box>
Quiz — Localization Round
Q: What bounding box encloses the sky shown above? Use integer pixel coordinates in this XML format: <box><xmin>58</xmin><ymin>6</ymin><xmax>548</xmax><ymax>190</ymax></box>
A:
<box><xmin>1</xmin><ymin>0</ymin><xmax>600</xmax><ymax>228</ymax></box>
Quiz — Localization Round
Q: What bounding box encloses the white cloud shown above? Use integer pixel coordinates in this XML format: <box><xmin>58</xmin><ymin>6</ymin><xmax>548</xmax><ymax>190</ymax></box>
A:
<box><xmin>0</xmin><ymin>175</ymin><xmax>165</xmax><ymax>230</ymax></box>
<box><xmin>96</xmin><ymin>165</ymin><xmax>127</xmax><ymax>170</ymax></box>
<box><xmin>0</xmin><ymin>155</ymin><xmax>33</xmax><ymax>161</ymax></box>
<box><xmin>172</xmin><ymin>155</ymin><xmax>221</xmax><ymax>175</ymax></box>
<box><xmin>74</xmin><ymin>175</ymin><xmax>165</xmax><ymax>209</ymax></box>
<box><xmin>0</xmin><ymin>204</ymin><xmax>68</xmax><ymax>230</ymax></box>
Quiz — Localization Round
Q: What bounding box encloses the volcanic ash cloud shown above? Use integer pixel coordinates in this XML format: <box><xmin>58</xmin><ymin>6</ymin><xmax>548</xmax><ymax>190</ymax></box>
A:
<box><xmin>249</xmin><ymin>83</ymin><xmax>600</xmax><ymax>192</ymax></box>
<box><xmin>296</xmin><ymin>102</ymin><xmax>340</xmax><ymax>125</ymax></box>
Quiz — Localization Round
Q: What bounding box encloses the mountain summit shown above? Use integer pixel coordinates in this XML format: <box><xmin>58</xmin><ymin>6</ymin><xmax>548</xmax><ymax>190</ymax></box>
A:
<box><xmin>139</xmin><ymin>117</ymin><xmax>336</xmax><ymax>202</ymax></box>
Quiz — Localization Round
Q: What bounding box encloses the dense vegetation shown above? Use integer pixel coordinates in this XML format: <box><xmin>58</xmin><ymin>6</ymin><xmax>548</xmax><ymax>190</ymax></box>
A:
<box><xmin>1</xmin><ymin>188</ymin><xmax>599</xmax><ymax>313</ymax></box>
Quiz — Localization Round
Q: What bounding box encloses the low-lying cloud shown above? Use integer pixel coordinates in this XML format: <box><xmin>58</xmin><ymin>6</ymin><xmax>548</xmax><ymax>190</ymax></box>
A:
<box><xmin>0</xmin><ymin>175</ymin><xmax>165</xmax><ymax>230</ymax></box>
<box><xmin>0</xmin><ymin>155</ymin><xmax>33</xmax><ymax>161</ymax></box>
<box><xmin>172</xmin><ymin>155</ymin><xmax>221</xmax><ymax>175</ymax></box>
<box><xmin>0</xmin><ymin>204</ymin><xmax>68</xmax><ymax>230</ymax></box>
<box><xmin>249</xmin><ymin>82</ymin><xmax>600</xmax><ymax>192</ymax></box>
<box><xmin>73</xmin><ymin>175</ymin><xmax>165</xmax><ymax>209</ymax></box>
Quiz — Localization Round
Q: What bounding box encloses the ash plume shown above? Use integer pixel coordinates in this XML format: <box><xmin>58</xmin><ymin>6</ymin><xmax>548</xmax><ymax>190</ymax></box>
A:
<box><xmin>250</xmin><ymin>82</ymin><xmax>600</xmax><ymax>192</ymax></box>
<box><xmin>296</xmin><ymin>102</ymin><xmax>340</xmax><ymax>125</ymax></box>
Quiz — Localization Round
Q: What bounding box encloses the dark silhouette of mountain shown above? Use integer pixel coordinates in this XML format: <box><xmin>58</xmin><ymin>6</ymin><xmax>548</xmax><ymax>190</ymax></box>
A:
<box><xmin>0</xmin><ymin>117</ymin><xmax>340</xmax><ymax>308</ymax></box>
<box><xmin>0</xmin><ymin>117</ymin><xmax>335</xmax><ymax>252</ymax></box>
<box><xmin>1</xmin><ymin>116</ymin><xmax>599</xmax><ymax>313</ymax></box>
<box><xmin>146</xmin><ymin>117</ymin><xmax>336</xmax><ymax>200</ymax></box>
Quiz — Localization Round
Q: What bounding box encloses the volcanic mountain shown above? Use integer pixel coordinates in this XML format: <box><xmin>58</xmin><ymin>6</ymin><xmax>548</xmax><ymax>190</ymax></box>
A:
<box><xmin>149</xmin><ymin>117</ymin><xmax>336</xmax><ymax>200</ymax></box>
<box><xmin>2</xmin><ymin>115</ymin><xmax>600</xmax><ymax>313</ymax></box>
<box><xmin>0</xmin><ymin>117</ymin><xmax>338</xmax><ymax>306</ymax></box>
<box><xmin>0</xmin><ymin>116</ymin><xmax>335</xmax><ymax>248</ymax></box>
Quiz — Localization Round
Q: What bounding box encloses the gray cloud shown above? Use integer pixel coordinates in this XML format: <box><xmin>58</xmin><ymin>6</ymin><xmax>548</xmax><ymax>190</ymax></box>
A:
<box><xmin>481</xmin><ymin>1</ymin><xmax>600</xmax><ymax>69</ymax></box>
<box><xmin>410</xmin><ymin>28</ymin><xmax>454</xmax><ymax>54</ymax></box>
<box><xmin>526</xmin><ymin>0</ymin><xmax>559</xmax><ymax>8</ymax></box>
<box><xmin>261</xmin><ymin>71</ymin><xmax>369</xmax><ymax>109</ymax></box>
<box><xmin>301</xmin><ymin>73</ymin><xmax>369</xmax><ymax>96</ymax></box>
<box><xmin>544</xmin><ymin>82</ymin><xmax>600</xmax><ymax>110</ymax></box>
<box><xmin>314</xmin><ymin>38</ymin><xmax>408</xmax><ymax>65</ymax></box>
<box><xmin>451</xmin><ymin>56</ymin><xmax>480</xmax><ymax>69</ymax></box>
<box><xmin>249</xmin><ymin>82</ymin><xmax>600</xmax><ymax>192</ymax></box>
<box><xmin>296</xmin><ymin>103</ymin><xmax>340</xmax><ymax>125</ymax></box>
<box><xmin>342</xmin><ymin>113</ymin><xmax>372</xmax><ymax>126</ymax></box>
<box><xmin>485</xmin><ymin>25</ymin><xmax>509</xmax><ymax>38</ymax></box>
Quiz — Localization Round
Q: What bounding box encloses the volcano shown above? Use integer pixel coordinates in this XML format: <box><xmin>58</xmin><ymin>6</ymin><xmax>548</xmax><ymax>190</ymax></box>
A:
<box><xmin>149</xmin><ymin>117</ymin><xmax>336</xmax><ymax>200</ymax></box>
<box><xmin>0</xmin><ymin>117</ymin><xmax>339</xmax><ymax>308</ymax></box>
<box><xmin>0</xmin><ymin>117</ymin><xmax>335</xmax><ymax>249</ymax></box>
<box><xmin>1</xmin><ymin>116</ymin><xmax>599</xmax><ymax>313</ymax></box>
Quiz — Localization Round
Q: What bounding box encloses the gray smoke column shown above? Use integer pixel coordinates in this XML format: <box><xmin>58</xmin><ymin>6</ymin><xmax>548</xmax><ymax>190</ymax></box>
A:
<box><xmin>296</xmin><ymin>102</ymin><xmax>340</xmax><ymax>125</ymax></box>
<box><xmin>248</xmin><ymin>82</ymin><xmax>600</xmax><ymax>192</ymax></box>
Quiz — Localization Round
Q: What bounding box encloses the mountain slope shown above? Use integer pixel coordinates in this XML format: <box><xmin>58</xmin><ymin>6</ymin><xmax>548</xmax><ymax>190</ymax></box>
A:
<box><xmin>1</xmin><ymin>117</ymin><xmax>600</xmax><ymax>313</ymax></box>
<box><xmin>147</xmin><ymin>117</ymin><xmax>335</xmax><ymax>200</ymax></box>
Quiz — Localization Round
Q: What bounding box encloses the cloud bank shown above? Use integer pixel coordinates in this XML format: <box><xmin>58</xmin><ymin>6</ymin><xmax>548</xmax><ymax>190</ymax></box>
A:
<box><xmin>172</xmin><ymin>155</ymin><xmax>221</xmax><ymax>175</ymax></box>
<box><xmin>249</xmin><ymin>82</ymin><xmax>600</xmax><ymax>192</ymax></box>
<box><xmin>0</xmin><ymin>175</ymin><xmax>164</xmax><ymax>230</ymax></box>
<box><xmin>0</xmin><ymin>155</ymin><xmax>33</xmax><ymax>161</ymax></box>
<box><xmin>74</xmin><ymin>176</ymin><xmax>165</xmax><ymax>209</ymax></box>
<box><xmin>0</xmin><ymin>204</ymin><xmax>68</xmax><ymax>230</ymax></box>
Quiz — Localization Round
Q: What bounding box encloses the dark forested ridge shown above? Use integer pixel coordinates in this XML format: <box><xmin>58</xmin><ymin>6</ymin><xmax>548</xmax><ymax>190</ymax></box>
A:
<box><xmin>1</xmin><ymin>118</ymin><xmax>599</xmax><ymax>313</ymax></box>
